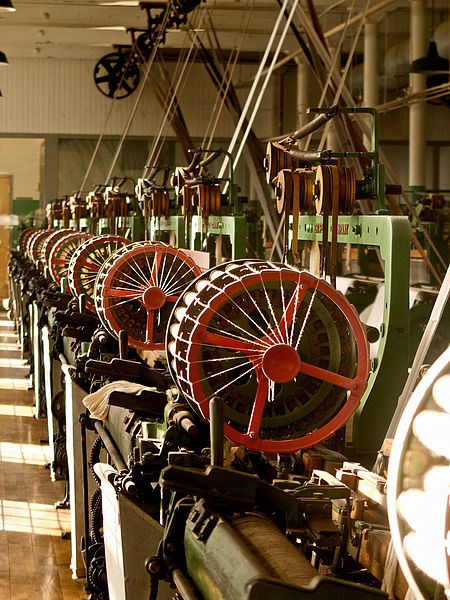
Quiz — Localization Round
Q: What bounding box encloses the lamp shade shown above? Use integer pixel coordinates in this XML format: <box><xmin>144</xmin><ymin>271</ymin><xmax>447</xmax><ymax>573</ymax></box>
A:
<box><xmin>0</xmin><ymin>51</ymin><xmax>9</xmax><ymax>66</ymax></box>
<box><xmin>411</xmin><ymin>40</ymin><xmax>450</xmax><ymax>74</ymax></box>
<box><xmin>0</xmin><ymin>0</ymin><xmax>16</xmax><ymax>12</ymax></box>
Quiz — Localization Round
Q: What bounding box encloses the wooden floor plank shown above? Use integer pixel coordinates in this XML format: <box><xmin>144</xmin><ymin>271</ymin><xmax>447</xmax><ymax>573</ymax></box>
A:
<box><xmin>0</xmin><ymin>315</ymin><xmax>87</xmax><ymax>600</ymax></box>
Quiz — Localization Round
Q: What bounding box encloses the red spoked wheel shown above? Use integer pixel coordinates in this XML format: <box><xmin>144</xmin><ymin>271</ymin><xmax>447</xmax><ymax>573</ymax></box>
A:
<box><xmin>25</xmin><ymin>229</ymin><xmax>43</xmax><ymax>261</ymax></box>
<box><xmin>41</xmin><ymin>229</ymin><xmax>75</xmax><ymax>270</ymax></box>
<box><xmin>28</xmin><ymin>229</ymin><xmax>56</xmax><ymax>268</ymax></box>
<box><xmin>48</xmin><ymin>232</ymin><xmax>92</xmax><ymax>286</ymax></box>
<box><xmin>94</xmin><ymin>241</ymin><xmax>202</xmax><ymax>350</ymax></box>
<box><xmin>18</xmin><ymin>227</ymin><xmax>39</xmax><ymax>254</ymax></box>
<box><xmin>67</xmin><ymin>235</ymin><xmax>131</xmax><ymax>312</ymax></box>
<box><xmin>167</xmin><ymin>260</ymin><xmax>370</xmax><ymax>453</ymax></box>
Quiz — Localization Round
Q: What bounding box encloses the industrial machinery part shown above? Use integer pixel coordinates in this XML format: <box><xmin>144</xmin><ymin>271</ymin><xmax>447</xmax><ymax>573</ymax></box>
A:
<box><xmin>18</xmin><ymin>226</ymin><xmax>39</xmax><ymax>254</ymax></box>
<box><xmin>41</xmin><ymin>228</ymin><xmax>76</xmax><ymax>271</ymax></box>
<box><xmin>67</xmin><ymin>234</ymin><xmax>131</xmax><ymax>313</ymax></box>
<box><xmin>314</xmin><ymin>164</ymin><xmax>356</xmax><ymax>216</ymax></box>
<box><xmin>93</xmin><ymin>0</ymin><xmax>201</xmax><ymax>99</ymax></box>
<box><xmin>94</xmin><ymin>241</ymin><xmax>201</xmax><ymax>350</ymax></box>
<box><xmin>48</xmin><ymin>231</ymin><xmax>92</xmax><ymax>287</ymax></box>
<box><xmin>275</xmin><ymin>169</ymin><xmax>315</xmax><ymax>215</ymax></box>
<box><xmin>180</xmin><ymin>503</ymin><xmax>387</xmax><ymax>600</ymax></box>
<box><xmin>93</xmin><ymin>48</ymin><xmax>141</xmax><ymax>99</ymax></box>
<box><xmin>387</xmin><ymin>346</ymin><xmax>450</xmax><ymax>600</ymax></box>
<box><xmin>171</xmin><ymin>147</ymin><xmax>246</xmax><ymax>261</ymax></box>
<box><xmin>168</xmin><ymin>259</ymin><xmax>369</xmax><ymax>453</ymax></box>
<box><xmin>27</xmin><ymin>228</ymin><xmax>55</xmax><ymax>269</ymax></box>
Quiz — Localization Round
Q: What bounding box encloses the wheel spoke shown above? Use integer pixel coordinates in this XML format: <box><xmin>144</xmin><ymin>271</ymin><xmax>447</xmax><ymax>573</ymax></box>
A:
<box><xmin>78</xmin><ymin>259</ymin><xmax>100</xmax><ymax>272</ymax></box>
<box><xmin>108</xmin><ymin>287</ymin><xmax>142</xmax><ymax>299</ymax></box>
<box><xmin>264</xmin><ymin>282</ymin><xmax>309</xmax><ymax>344</ymax></box>
<box><xmin>149</xmin><ymin>251</ymin><xmax>162</xmax><ymax>286</ymax></box>
<box><xmin>246</xmin><ymin>376</ymin><xmax>269</xmax><ymax>437</ymax></box>
<box><xmin>198</xmin><ymin>331</ymin><xmax>264</xmax><ymax>355</ymax></box>
<box><xmin>145</xmin><ymin>310</ymin><xmax>154</xmax><ymax>344</ymax></box>
<box><xmin>298</xmin><ymin>361</ymin><xmax>357</xmax><ymax>390</ymax></box>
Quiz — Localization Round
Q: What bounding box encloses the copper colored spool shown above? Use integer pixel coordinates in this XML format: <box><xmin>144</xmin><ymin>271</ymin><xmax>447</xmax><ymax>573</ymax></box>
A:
<box><xmin>193</xmin><ymin>183</ymin><xmax>221</xmax><ymax>218</ymax></box>
<box><xmin>181</xmin><ymin>186</ymin><xmax>194</xmax><ymax>217</ymax></box>
<box><xmin>315</xmin><ymin>165</ymin><xmax>356</xmax><ymax>215</ymax></box>
<box><xmin>150</xmin><ymin>190</ymin><xmax>170</xmax><ymax>218</ymax></box>
<box><xmin>106</xmin><ymin>194</ymin><xmax>128</xmax><ymax>218</ymax></box>
<box><xmin>265</xmin><ymin>142</ymin><xmax>300</xmax><ymax>185</ymax></box>
<box><xmin>276</xmin><ymin>170</ymin><xmax>315</xmax><ymax>215</ymax></box>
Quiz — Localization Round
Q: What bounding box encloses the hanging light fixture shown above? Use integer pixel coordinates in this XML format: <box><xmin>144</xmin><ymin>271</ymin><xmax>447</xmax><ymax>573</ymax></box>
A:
<box><xmin>0</xmin><ymin>0</ymin><xmax>16</xmax><ymax>12</ymax></box>
<box><xmin>0</xmin><ymin>51</ymin><xmax>9</xmax><ymax>66</ymax></box>
<box><xmin>410</xmin><ymin>40</ymin><xmax>450</xmax><ymax>74</ymax></box>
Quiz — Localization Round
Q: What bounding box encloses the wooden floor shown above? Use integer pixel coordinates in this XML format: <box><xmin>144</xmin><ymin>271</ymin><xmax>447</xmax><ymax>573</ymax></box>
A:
<box><xmin>0</xmin><ymin>314</ymin><xmax>87</xmax><ymax>600</ymax></box>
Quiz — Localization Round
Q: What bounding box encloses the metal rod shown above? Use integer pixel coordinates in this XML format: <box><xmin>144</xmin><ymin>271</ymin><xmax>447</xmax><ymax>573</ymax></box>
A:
<box><xmin>93</xmin><ymin>420</ymin><xmax>127</xmax><ymax>471</ymax></box>
<box><xmin>209</xmin><ymin>396</ymin><xmax>224</xmax><ymax>467</ymax></box>
<box><xmin>172</xmin><ymin>569</ymin><xmax>201</xmax><ymax>600</ymax></box>
<box><xmin>291</xmin><ymin>107</ymin><xmax>338</xmax><ymax>141</ymax></box>
<box><xmin>234</xmin><ymin>0</ymin><xmax>399</xmax><ymax>89</ymax></box>
<box><xmin>79</xmin><ymin>413</ymin><xmax>92</xmax><ymax>590</ymax></box>
<box><xmin>58</xmin><ymin>352</ymin><xmax>68</xmax><ymax>365</ymax></box>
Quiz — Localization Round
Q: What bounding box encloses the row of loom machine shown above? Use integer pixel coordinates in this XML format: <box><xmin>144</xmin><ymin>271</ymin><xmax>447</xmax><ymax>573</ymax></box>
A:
<box><xmin>8</xmin><ymin>109</ymin><xmax>450</xmax><ymax>600</ymax></box>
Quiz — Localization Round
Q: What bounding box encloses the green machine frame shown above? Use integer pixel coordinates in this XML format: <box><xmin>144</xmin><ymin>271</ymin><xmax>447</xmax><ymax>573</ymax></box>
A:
<box><xmin>149</xmin><ymin>215</ymin><xmax>185</xmax><ymax>247</ymax></box>
<box><xmin>287</xmin><ymin>107</ymin><xmax>411</xmax><ymax>461</ymax></box>
<box><xmin>296</xmin><ymin>213</ymin><xmax>410</xmax><ymax>460</ymax></box>
<box><xmin>190</xmin><ymin>214</ymin><xmax>247</xmax><ymax>261</ymax></box>
<box><xmin>188</xmin><ymin>148</ymin><xmax>247</xmax><ymax>261</ymax></box>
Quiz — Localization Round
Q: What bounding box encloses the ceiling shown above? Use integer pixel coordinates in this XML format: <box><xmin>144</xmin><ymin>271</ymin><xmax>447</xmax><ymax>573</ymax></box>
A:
<box><xmin>0</xmin><ymin>1</ymin><xmax>448</xmax><ymax>75</ymax></box>
<box><xmin>0</xmin><ymin>1</ymin><xmax>413</xmax><ymax>60</ymax></box>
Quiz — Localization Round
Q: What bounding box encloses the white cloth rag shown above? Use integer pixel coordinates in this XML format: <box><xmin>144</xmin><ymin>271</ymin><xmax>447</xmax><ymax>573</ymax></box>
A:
<box><xmin>82</xmin><ymin>380</ymin><xmax>155</xmax><ymax>420</ymax></box>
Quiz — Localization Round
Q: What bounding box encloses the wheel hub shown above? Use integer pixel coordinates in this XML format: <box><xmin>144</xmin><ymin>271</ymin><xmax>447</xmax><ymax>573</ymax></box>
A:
<box><xmin>143</xmin><ymin>286</ymin><xmax>166</xmax><ymax>311</ymax></box>
<box><xmin>262</xmin><ymin>344</ymin><xmax>301</xmax><ymax>383</ymax></box>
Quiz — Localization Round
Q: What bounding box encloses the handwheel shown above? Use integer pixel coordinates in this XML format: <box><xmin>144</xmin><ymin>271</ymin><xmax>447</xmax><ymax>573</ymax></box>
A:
<box><xmin>48</xmin><ymin>232</ymin><xmax>91</xmax><ymax>286</ymax></box>
<box><xmin>387</xmin><ymin>347</ymin><xmax>450</xmax><ymax>600</ymax></box>
<box><xmin>167</xmin><ymin>260</ymin><xmax>369</xmax><ymax>453</ymax></box>
<box><xmin>67</xmin><ymin>235</ymin><xmax>131</xmax><ymax>312</ymax></box>
<box><xmin>94</xmin><ymin>241</ymin><xmax>201</xmax><ymax>350</ymax></box>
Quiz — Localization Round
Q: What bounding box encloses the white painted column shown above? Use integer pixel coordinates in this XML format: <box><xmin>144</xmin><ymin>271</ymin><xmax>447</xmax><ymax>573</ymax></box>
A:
<box><xmin>363</xmin><ymin>19</ymin><xmax>379</xmax><ymax>149</ymax></box>
<box><xmin>409</xmin><ymin>0</ymin><xmax>428</xmax><ymax>193</ymax></box>
<box><xmin>296</xmin><ymin>58</ymin><xmax>313</xmax><ymax>146</ymax></box>
<box><xmin>327</xmin><ymin>47</ymin><xmax>340</xmax><ymax>151</ymax></box>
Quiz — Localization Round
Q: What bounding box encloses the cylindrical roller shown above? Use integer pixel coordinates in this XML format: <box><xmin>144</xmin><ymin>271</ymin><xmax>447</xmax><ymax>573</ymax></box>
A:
<box><xmin>184</xmin><ymin>511</ymin><xmax>317</xmax><ymax>600</ymax></box>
